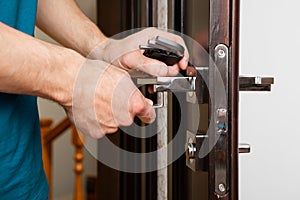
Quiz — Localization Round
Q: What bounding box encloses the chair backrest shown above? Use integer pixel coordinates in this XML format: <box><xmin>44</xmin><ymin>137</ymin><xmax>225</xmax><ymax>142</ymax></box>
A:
<box><xmin>40</xmin><ymin>117</ymin><xmax>85</xmax><ymax>200</ymax></box>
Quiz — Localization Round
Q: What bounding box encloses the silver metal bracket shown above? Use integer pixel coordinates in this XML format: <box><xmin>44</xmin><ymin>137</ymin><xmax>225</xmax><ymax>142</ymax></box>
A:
<box><xmin>211</xmin><ymin>44</ymin><xmax>229</xmax><ymax>197</ymax></box>
<box><xmin>153</xmin><ymin>92</ymin><xmax>165</xmax><ymax>109</ymax></box>
<box><xmin>136</xmin><ymin>76</ymin><xmax>196</xmax><ymax>92</ymax></box>
<box><xmin>135</xmin><ymin>76</ymin><xmax>196</xmax><ymax>109</ymax></box>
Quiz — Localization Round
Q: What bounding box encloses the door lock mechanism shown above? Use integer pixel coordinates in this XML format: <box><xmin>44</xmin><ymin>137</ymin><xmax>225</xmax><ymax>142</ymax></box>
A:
<box><xmin>185</xmin><ymin>130</ymin><xmax>209</xmax><ymax>171</ymax></box>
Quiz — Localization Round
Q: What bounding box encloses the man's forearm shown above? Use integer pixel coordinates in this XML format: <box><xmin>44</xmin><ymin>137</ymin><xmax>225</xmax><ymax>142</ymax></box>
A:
<box><xmin>36</xmin><ymin>0</ymin><xmax>106</xmax><ymax>57</ymax></box>
<box><xmin>0</xmin><ymin>22</ymin><xmax>84</xmax><ymax>105</ymax></box>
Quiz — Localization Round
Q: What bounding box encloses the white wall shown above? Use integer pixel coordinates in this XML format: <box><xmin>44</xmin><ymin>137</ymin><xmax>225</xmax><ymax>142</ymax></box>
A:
<box><xmin>239</xmin><ymin>0</ymin><xmax>300</xmax><ymax>199</ymax></box>
<box><xmin>36</xmin><ymin>0</ymin><xmax>98</xmax><ymax>199</ymax></box>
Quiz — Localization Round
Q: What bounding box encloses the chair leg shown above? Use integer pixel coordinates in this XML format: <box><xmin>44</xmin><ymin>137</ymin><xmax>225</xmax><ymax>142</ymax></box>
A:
<box><xmin>72</xmin><ymin>125</ymin><xmax>85</xmax><ymax>200</ymax></box>
<box><xmin>40</xmin><ymin>119</ymin><xmax>54</xmax><ymax>200</ymax></box>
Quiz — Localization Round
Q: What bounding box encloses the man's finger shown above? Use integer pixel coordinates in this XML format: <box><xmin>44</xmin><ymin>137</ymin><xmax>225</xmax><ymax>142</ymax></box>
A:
<box><xmin>121</xmin><ymin>50</ymin><xmax>182</xmax><ymax>77</ymax></box>
<box><xmin>178</xmin><ymin>57</ymin><xmax>188</xmax><ymax>70</ymax></box>
<box><xmin>130</xmin><ymin>90</ymin><xmax>156</xmax><ymax>124</ymax></box>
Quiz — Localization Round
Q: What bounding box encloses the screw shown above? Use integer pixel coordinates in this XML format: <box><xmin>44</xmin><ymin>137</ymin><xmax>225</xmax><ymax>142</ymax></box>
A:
<box><xmin>218</xmin><ymin>49</ymin><xmax>225</xmax><ymax>58</ymax></box>
<box><xmin>188</xmin><ymin>91</ymin><xmax>194</xmax><ymax>97</ymax></box>
<box><xmin>218</xmin><ymin>183</ymin><xmax>226</xmax><ymax>192</ymax></box>
<box><xmin>187</xmin><ymin>143</ymin><xmax>196</xmax><ymax>159</ymax></box>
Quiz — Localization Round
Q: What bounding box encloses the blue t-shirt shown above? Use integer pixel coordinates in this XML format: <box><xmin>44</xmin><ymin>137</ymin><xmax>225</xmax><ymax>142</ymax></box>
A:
<box><xmin>0</xmin><ymin>1</ymin><xmax>49</xmax><ymax>199</ymax></box>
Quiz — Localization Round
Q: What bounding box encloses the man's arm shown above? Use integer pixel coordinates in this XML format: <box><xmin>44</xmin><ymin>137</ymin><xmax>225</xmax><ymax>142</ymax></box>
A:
<box><xmin>36</xmin><ymin>0</ymin><xmax>106</xmax><ymax>57</ymax></box>
<box><xmin>0</xmin><ymin>22</ymin><xmax>83</xmax><ymax>103</ymax></box>
<box><xmin>0</xmin><ymin>22</ymin><xmax>155</xmax><ymax>138</ymax></box>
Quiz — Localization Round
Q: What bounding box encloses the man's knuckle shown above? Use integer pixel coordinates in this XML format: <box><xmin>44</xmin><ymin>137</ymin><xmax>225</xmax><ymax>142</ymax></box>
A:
<box><xmin>133</xmin><ymin>101</ymin><xmax>146</xmax><ymax>115</ymax></box>
<box><xmin>103</xmin><ymin>127</ymin><xmax>118</xmax><ymax>135</ymax></box>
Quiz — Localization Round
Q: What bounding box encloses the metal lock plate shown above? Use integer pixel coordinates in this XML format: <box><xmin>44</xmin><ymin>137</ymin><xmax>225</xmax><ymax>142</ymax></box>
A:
<box><xmin>185</xmin><ymin>130</ymin><xmax>208</xmax><ymax>171</ymax></box>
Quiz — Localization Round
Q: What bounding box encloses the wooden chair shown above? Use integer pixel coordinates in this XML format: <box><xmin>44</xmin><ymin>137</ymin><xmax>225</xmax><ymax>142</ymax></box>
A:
<box><xmin>40</xmin><ymin>117</ymin><xmax>85</xmax><ymax>200</ymax></box>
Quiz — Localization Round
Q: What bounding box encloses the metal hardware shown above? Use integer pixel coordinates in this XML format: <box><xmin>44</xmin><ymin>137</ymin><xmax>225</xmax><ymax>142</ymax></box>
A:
<box><xmin>217</xmin><ymin>49</ymin><xmax>226</xmax><ymax>58</ymax></box>
<box><xmin>139</xmin><ymin>36</ymin><xmax>184</xmax><ymax>66</ymax></box>
<box><xmin>134</xmin><ymin>74</ymin><xmax>273</xmax><ymax>102</ymax></box>
<box><xmin>185</xmin><ymin>130</ymin><xmax>208</xmax><ymax>171</ymax></box>
<box><xmin>186</xmin><ymin>66</ymin><xmax>210</xmax><ymax>104</ymax></box>
<box><xmin>136</xmin><ymin>76</ymin><xmax>196</xmax><ymax>92</ymax></box>
<box><xmin>185</xmin><ymin>69</ymin><xmax>274</xmax><ymax>105</ymax></box>
<box><xmin>210</xmin><ymin>44</ymin><xmax>229</xmax><ymax>197</ymax></box>
<box><xmin>154</xmin><ymin>77</ymin><xmax>196</xmax><ymax>92</ymax></box>
<box><xmin>153</xmin><ymin>92</ymin><xmax>164</xmax><ymax>109</ymax></box>
<box><xmin>239</xmin><ymin>76</ymin><xmax>274</xmax><ymax>91</ymax></box>
<box><xmin>238</xmin><ymin>143</ymin><xmax>251</xmax><ymax>154</ymax></box>
<box><xmin>255</xmin><ymin>76</ymin><xmax>262</xmax><ymax>84</ymax></box>
<box><xmin>217</xmin><ymin>108</ymin><xmax>227</xmax><ymax>131</ymax></box>
<box><xmin>186</xmin><ymin>141</ymin><xmax>196</xmax><ymax>159</ymax></box>
<box><xmin>135</xmin><ymin>76</ymin><xmax>196</xmax><ymax>109</ymax></box>
<box><xmin>218</xmin><ymin>183</ymin><xmax>226</xmax><ymax>193</ymax></box>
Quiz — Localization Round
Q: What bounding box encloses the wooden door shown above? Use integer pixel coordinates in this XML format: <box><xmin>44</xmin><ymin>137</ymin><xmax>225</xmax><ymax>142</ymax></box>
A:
<box><xmin>95</xmin><ymin>1</ymin><xmax>272</xmax><ymax>199</ymax></box>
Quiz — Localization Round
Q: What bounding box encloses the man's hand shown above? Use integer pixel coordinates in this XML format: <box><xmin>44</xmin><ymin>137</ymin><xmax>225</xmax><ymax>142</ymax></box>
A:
<box><xmin>37</xmin><ymin>1</ymin><xmax>189</xmax><ymax>76</ymax></box>
<box><xmin>0</xmin><ymin>23</ymin><xmax>155</xmax><ymax>139</ymax></box>
<box><xmin>88</xmin><ymin>28</ymin><xmax>189</xmax><ymax>77</ymax></box>
<box><xmin>35</xmin><ymin>1</ymin><xmax>191</xmax><ymax>138</ymax></box>
<box><xmin>64</xmin><ymin>60</ymin><xmax>155</xmax><ymax>138</ymax></box>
